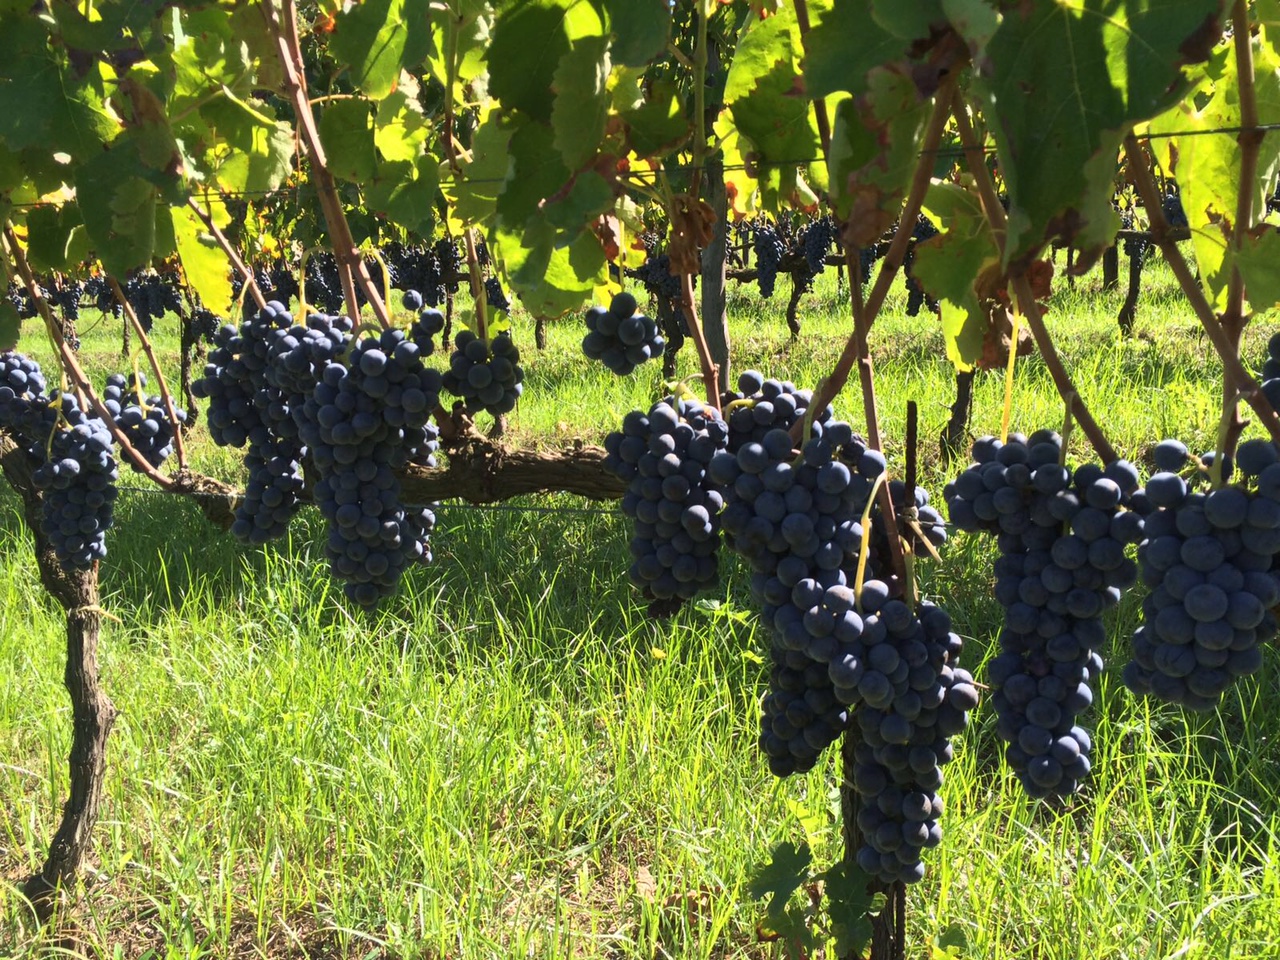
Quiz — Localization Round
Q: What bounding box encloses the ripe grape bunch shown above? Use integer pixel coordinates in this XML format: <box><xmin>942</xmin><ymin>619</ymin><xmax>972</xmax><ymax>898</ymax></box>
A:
<box><xmin>407</xmin><ymin>300</ymin><xmax>446</xmax><ymax>356</ymax></box>
<box><xmin>441</xmin><ymin>329</ymin><xmax>523</xmax><ymax>416</ymax></box>
<box><xmin>102</xmin><ymin>372</ymin><xmax>186</xmax><ymax>471</ymax></box>
<box><xmin>710</xmin><ymin>418</ymin><xmax>879</xmax><ymax>775</ymax></box>
<box><xmin>0</xmin><ymin>350</ymin><xmax>50</xmax><ymax>441</ymax></box>
<box><xmin>847</xmin><ymin>591</ymin><xmax>976</xmax><ymax>884</ymax></box>
<box><xmin>946</xmin><ymin>432</ymin><xmax>1144</xmax><ymax>798</ymax></box>
<box><xmin>753</xmin><ymin>221</ymin><xmax>787</xmax><ymax>299</ymax></box>
<box><xmin>193</xmin><ymin>301</ymin><xmax>307</xmax><ymax>543</ymax></box>
<box><xmin>719</xmin><ymin>370</ymin><xmax>831</xmax><ymax>452</ymax></box>
<box><xmin>800</xmin><ymin>217</ymin><xmax>834</xmax><ymax>275</ymax></box>
<box><xmin>582</xmin><ymin>292</ymin><xmax>665</xmax><ymax>376</ymax></box>
<box><xmin>33</xmin><ymin>394</ymin><xmax>120</xmax><ymax>570</ymax></box>
<box><xmin>1123</xmin><ymin>438</ymin><xmax>1280</xmax><ymax>709</ymax></box>
<box><xmin>632</xmin><ymin>249</ymin><xmax>681</xmax><ymax>301</ymax></box>
<box><xmin>603</xmin><ymin>395</ymin><xmax>728</xmax><ymax>612</ymax></box>
<box><xmin>1258</xmin><ymin>332</ymin><xmax>1280</xmax><ymax>413</ymax></box>
<box><xmin>300</xmin><ymin>328</ymin><xmax>443</xmax><ymax>608</ymax></box>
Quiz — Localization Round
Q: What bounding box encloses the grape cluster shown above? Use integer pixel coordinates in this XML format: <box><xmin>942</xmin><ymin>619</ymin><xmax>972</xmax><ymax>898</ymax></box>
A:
<box><xmin>193</xmin><ymin>301</ymin><xmax>307</xmax><ymax>542</ymax></box>
<box><xmin>0</xmin><ymin>351</ymin><xmax>50</xmax><ymax>441</ymax></box>
<box><xmin>711</xmin><ymin>420</ymin><xmax>877</xmax><ymax>774</ymax></box>
<box><xmin>484</xmin><ymin>277</ymin><xmax>510</xmax><ymax>313</ymax></box>
<box><xmin>409</xmin><ymin>305</ymin><xmax>446</xmax><ymax>356</ymax></box>
<box><xmin>33</xmin><ymin>395</ymin><xmax>119</xmax><ymax>569</ymax></box>
<box><xmin>193</xmin><ymin>301</ymin><xmax>295</xmax><ymax>448</ymax></box>
<box><xmin>189</xmin><ymin>307</ymin><xmax>222</xmax><ymax>343</ymax></box>
<box><xmin>603</xmin><ymin>396</ymin><xmax>728</xmax><ymax>607</ymax></box>
<box><xmin>385</xmin><ymin>243</ymin><xmax>447</xmax><ymax>307</ymax></box>
<box><xmin>946</xmin><ymin>432</ymin><xmax>1143</xmax><ymax>798</ymax></box>
<box><xmin>753</xmin><ymin>222</ymin><xmax>786</xmax><ymax>299</ymax></box>
<box><xmin>801</xmin><ymin>217</ymin><xmax>834</xmax><ymax>275</ymax></box>
<box><xmin>1123</xmin><ymin>438</ymin><xmax>1280</xmax><ymax>709</ymax></box>
<box><xmin>719</xmin><ymin>370</ymin><xmax>830</xmax><ymax>453</ymax></box>
<box><xmin>50</xmin><ymin>281</ymin><xmax>83</xmax><ymax>325</ymax></box>
<box><xmin>1258</xmin><ymin>332</ymin><xmax>1280</xmax><ymax>413</ymax></box>
<box><xmin>631</xmin><ymin>252</ymin><xmax>681</xmax><ymax>301</ymax></box>
<box><xmin>848</xmin><ymin>593</ymin><xmax>976</xmax><ymax>884</ymax></box>
<box><xmin>1161</xmin><ymin>184</ymin><xmax>1189</xmax><ymax>229</ymax></box>
<box><xmin>441</xmin><ymin>330</ymin><xmax>523</xmax><ymax>416</ymax></box>
<box><xmin>102</xmin><ymin>372</ymin><xmax>186</xmax><ymax>471</ymax></box>
<box><xmin>5</xmin><ymin>282</ymin><xmax>39</xmax><ymax>319</ymax></box>
<box><xmin>230</xmin><ymin>260</ymin><xmax>300</xmax><ymax>310</ymax></box>
<box><xmin>298</xmin><ymin>328</ymin><xmax>442</xmax><ymax>608</ymax></box>
<box><xmin>122</xmin><ymin>273</ymin><xmax>184</xmax><ymax>333</ymax></box>
<box><xmin>904</xmin><ymin>217</ymin><xmax>939</xmax><ymax>318</ymax></box>
<box><xmin>582</xmin><ymin>292</ymin><xmax>665</xmax><ymax>375</ymax></box>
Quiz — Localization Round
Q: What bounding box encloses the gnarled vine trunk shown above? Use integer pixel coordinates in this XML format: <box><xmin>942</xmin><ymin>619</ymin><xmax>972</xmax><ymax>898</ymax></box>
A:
<box><xmin>0</xmin><ymin>433</ymin><xmax>117</xmax><ymax>924</ymax></box>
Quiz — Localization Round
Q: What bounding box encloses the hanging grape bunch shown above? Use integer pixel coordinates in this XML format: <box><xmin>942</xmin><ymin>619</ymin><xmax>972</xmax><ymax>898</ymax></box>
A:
<box><xmin>581</xmin><ymin>292</ymin><xmax>665</xmax><ymax>376</ymax></box>
<box><xmin>1123</xmin><ymin>437</ymin><xmax>1280</xmax><ymax>710</ymax></box>
<box><xmin>102</xmin><ymin>372</ymin><xmax>186</xmax><ymax>471</ymax></box>
<box><xmin>442</xmin><ymin>329</ymin><xmax>523</xmax><ymax>416</ymax></box>
<box><xmin>946</xmin><ymin>432</ymin><xmax>1144</xmax><ymax>799</ymax></box>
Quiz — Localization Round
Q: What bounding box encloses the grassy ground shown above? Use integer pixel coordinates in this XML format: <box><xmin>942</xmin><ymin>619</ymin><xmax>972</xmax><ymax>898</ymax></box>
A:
<box><xmin>2</xmin><ymin>255</ymin><xmax>1279</xmax><ymax>959</ymax></box>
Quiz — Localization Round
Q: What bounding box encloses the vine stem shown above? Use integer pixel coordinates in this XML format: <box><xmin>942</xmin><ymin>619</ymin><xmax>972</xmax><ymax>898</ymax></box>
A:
<box><xmin>185</xmin><ymin>196</ymin><xmax>267</xmax><ymax>311</ymax></box>
<box><xmin>1124</xmin><ymin>134</ymin><xmax>1280</xmax><ymax>446</ymax></box>
<box><xmin>442</xmin><ymin>4</ymin><xmax>488</xmax><ymax>344</ymax></box>
<box><xmin>106</xmin><ymin>276</ymin><xmax>189</xmax><ymax>471</ymax></box>
<box><xmin>1226</xmin><ymin>0</ymin><xmax>1261</xmax><ymax>338</ymax></box>
<box><xmin>804</xmin><ymin>73</ymin><xmax>957</xmax><ymax>427</ymax></box>
<box><xmin>262</xmin><ymin>0</ymin><xmax>390</xmax><ymax>328</ymax></box>
<box><xmin>679</xmin><ymin>269</ymin><xmax>720</xmax><ymax>408</ymax></box>
<box><xmin>463</xmin><ymin>229</ymin><xmax>488</xmax><ymax>343</ymax></box>
<box><xmin>691</xmin><ymin>0</ymin><xmax>708</xmax><ymax>198</ymax></box>
<box><xmin>1</xmin><ymin>225</ymin><xmax>179</xmax><ymax>489</ymax></box>
<box><xmin>951</xmin><ymin>93</ymin><xmax>1117</xmax><ymax>464</ymax></box>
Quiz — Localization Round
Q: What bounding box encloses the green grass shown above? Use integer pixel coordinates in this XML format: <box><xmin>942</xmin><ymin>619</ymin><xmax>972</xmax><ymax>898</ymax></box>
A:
<box><xmin>2</xmin><ymin>253</ymin><xmax>1279</xmax><ymax>958</ymax></box>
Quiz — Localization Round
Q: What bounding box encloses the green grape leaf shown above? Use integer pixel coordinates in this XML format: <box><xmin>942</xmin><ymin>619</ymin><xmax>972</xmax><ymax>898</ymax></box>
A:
<box><xmin>746</xmin><ymin>841</ymin><xmax>812</xmax><ymax>920</ymax></box>
<box><xmin>941</xmin><ymin>0</ymin><xmax>1000</xmax><ymax>58</ymax></box>
<box><xmin>0</xmin><ymin>15</ymin><xmax>115</xmax><ymax>157</ymax></box>
<box><xmin>724</xmin><ymin>7</ymin><xmax>820</xmax><ymax>171</ymax></box>
<box><xmin>401</xmin><ymin>0</ymin><xmax>436</xmax><ymax>73</ymax></box>
<box><xmin>973</xmin><ymin>0</ymin><xmax>1227</xmax><ymax>269</ymax></box>
<box><xmin>827</xmin><ymin>68</ymin><xmax>930</xmax><ymax>238</ymax></box>
<box><xmin>496</xmin><ymin>120</ymin><xmax>572</xmax><ymax>225</ymax></box>
<box><xmin>1150</xmin><ymin>33</ymin><xmax>1280</xmax><ymax>312</ymax></box>
<box><xmin>74</xmin><ymin>140</ymin><xmax>159</xmax><ymax>278</ymax></box>
<box><xmin>870</xmin><ymin>0</ymin><xmax>945</xmax><ymax>40</ymax></box>
<box><xmin>375</xmin><ymin>91</ymin><xmax>429</xmax><ymax>164</ymax></box>
<box><xmin>552</xmin><ymin>37</ymin><xmax>611</xmax><ymax>171</ymax></box>
<box><xmin>330</xmin><ymin>0</ymin><xmax>409</xmax><ymax>100</ymax></box>
<box><xmin>803</xmin><ymin>0</ymin><xmax>910</xmax><ymax>99</ymax></box>
<box><xmin>319</xmin><ymin>98</ymin><xmax>377</xmax><ymax>184</ymax></box>
<box><xmin>170</xmin><ymin>6</ymin><xmax>256</xmax><ymax>111</ymax></box>
<box><xmin>543</xmin><ymin>170</ymin><xmax>615</xmax><ymax>231</ymax></box>
<box><xmin>819</xmin><ymin>862</ymin><xmax>881</xmax><ymax>960</ymax></box>
<box><xmin>172</xmin><ymin>202</ymin><xmax>234</xmax><ymax>315</ymax></box>
<box><xmin>450</xmin><ymin>113</ymin><xmax>514</xmax><ymax>225</ymax></box>
<box><xmin>914</xmin><ymin>180</ymin><xmax>1000</xmax><ymax>371</ymax></box>
<box><xmin>25</xmin><ymin>205</ymin><xmax>84</xmax><ymax>273</ymax></box>
<box><xmin>0</xmin><ymin>300</ymin><xmax>19</xmax><ymax>352</ymax></box>
<box><xmin>367</xmin><ymin>157</ymin><xmax>438</xmax><ymax>237</ymax></box>
<box><xmin>1237</xmin><ymin>230</ymin><xmax>1280</xmax><ymax>314</ymax></box>
<box><xmin>620</xmin><ymin>79</ymin><xmax>689</xmax><ymax>157</ymax></box>
<box><xmin>202</xmin><ymin>92</ymin><xmax>295</xmax><ymax>194</ymax></box>
<box><xmin>602</xmin><ymin>0</ymin><xmax>670</xmax><ymax>67</ymax></box>
<box><xmin>494</xmin><ymin>218</ymin><xmax>606</xmax><ymax>318</ymax></box>
<box><xmin>489</xmin><ymin>0</ymin><xmax>606</xmax><ymax>125</ymax></box>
